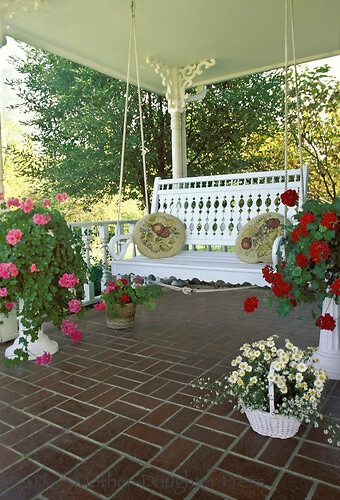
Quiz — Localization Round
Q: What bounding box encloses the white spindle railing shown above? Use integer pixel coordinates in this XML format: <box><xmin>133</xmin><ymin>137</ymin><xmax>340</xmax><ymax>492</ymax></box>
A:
<box><xmin>68</xmin><ymin>219</ymin><xmax>138</xmax><ymax>305</ymax></box>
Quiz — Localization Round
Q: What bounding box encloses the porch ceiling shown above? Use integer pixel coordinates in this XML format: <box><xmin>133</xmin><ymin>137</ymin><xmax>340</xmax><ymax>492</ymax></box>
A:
<box><xmin>1</xmin><ymin>0</ymin><xmax>339</xmax><ymax>94</ymax></box>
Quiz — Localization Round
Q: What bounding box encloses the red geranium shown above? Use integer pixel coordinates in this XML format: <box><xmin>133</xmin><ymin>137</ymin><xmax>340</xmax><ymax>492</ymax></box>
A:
<box><xmin>271</xmin><ymin>281</ymin><xmax>293</xmax><ymax>298</ymax></box>
<box><xmin>120</xmin><ymin>293</ymin><xmax>132</xmax><ymax>304</ymax></box>
<box><xmin>316</xmin><ymin>313</ymin><xmax>336</xmax><ymax>331</ymax></box>
<box><xmin>262</xmin><ymin>265</ymin><xmax>284</xmax><ymax>285</ymax></box>
<box><xmin>244</xmin><ymin>296</ymin><xmax>259</xmax><ymax>313</ymax></box>
<box><xmin>280</xmin><ymin>189</ymin><xmax>299</xmax><ymax>207</ymax></box>
<box><xmin>291</xmin><ymin>224</ymin><xmax>308</xmax><ymax>243</ymax></box>
<box><xmin>309</xmin><ymin>241</ymin><xmax>331</xmax><ymax>263</ymax></box>
<box><xmin>295</xmin><ymin>253</ymin><xmax>310</xmax><ymax>268</ymax></box>
<box><xmin>330</xmin><ymin>278</ymin><xmax>340</xmax><ymax>296</ymax></box>
<box><xmin>299</xmin><ymin>212</ymin><xmax>315</xmax><ymax>227</ymax></box>
<box><xmin>321</xmin><ymin>211</ymin><xmax>339</xmax><ymax>231</ymax></box>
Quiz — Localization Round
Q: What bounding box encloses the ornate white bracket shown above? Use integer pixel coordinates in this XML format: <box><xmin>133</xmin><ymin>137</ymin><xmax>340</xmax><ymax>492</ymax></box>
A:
<box><xmin>146</xmin><ymin>57</ymin><xmax>216</xmax><ymax>113</ymax></box>
<box><xmin>147</xmin><ymin>57</ymin><xmax>215</xmax><ymax>178</ymax></box>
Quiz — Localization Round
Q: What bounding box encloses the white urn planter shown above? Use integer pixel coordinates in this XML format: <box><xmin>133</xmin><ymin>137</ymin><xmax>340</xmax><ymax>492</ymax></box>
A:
<box><xmin>0</xmin><ymin>310</ymin><xmax>18</xmax><ymax>343</ymax></box>
<box><xmin>5</xmin><ymin>300</ymin><xmax>59</xmax><ymax>361</ymax></box>
<box><xmin>315</xmin><ymin>298</ymin><xmax>340</xmax><ymax>380</ymax></box>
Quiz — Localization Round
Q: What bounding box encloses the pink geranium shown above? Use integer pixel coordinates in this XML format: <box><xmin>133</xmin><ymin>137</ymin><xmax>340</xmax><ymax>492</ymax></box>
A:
<box><xmin>61</xmin><ymin>319</ymin><xmax>83</xmax><ymax>341</ymax></box>
<box><xmin>33</xmin><ymin>213</ymin><xmax>50</xmax><ymax>225</ymax></box>
<box><xmin>35</xmin><ymin>352</ymin><xmax>52</xmax><ymax>365</ymax></box>
<box><xmin>68</xmin><ymin>299</ymin><xmax>82</xmax><ymax>314</ymax></box>
<box><xmin>58</xmin><ymin>273</ymin><xmax>79</xmax><ymax>288</ymax></box>
<box><xmin>6</xmin><ymin>197</ymin><xmax>20</xmax><ymax>208</ymax></box>
<box><xmin>0</xmin><ymin>287</ymin><xmax>8</xmax><ymax>297</ymax></box>
<box><xmin>0</xmin><ymin>262</ymin><xmax>18</xmax><ymax>279</ymax></box>
<box><xmin>30</xmin><ymin>264</ymin><xmax>40</xmax><ymax>273</ymax></box>
<box><xmin>8</xmin><ymin>263</ymin><xmax>18</xmax><ymax>277</ymax></box>
<box><xmin>56</xmin><ymin>192</ymin><xmax>68</xmax><ymax>202</ymax></box>
<box><xmin>20</xmin><ymin>198</ymin><xmax>34</xmax><ymax>213</ymax></box>
<box><xmin>5</xmin><ymin>302</ymin><xmax>15</xmax><ymax>310</ymax></box>
<box><xmin>69</xmin><ymin>329</ymin><xmax>83</xmax><ymax>341</ymax></box>
<box><xmin>42</xmin><ymin>198</ymin><xmax>51</xmax><ymax>206</ymax></box>
<box><xmin>6</xmin><ymin>229</ymin><xmax>23</xmax><ymax>246</ymax></box>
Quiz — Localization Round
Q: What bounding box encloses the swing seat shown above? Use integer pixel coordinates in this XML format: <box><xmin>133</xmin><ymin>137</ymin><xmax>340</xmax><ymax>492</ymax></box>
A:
<box><xmin>109</xmin><ymin>167</ymin><xmax>308</xmax><ymax>286</ymax></box>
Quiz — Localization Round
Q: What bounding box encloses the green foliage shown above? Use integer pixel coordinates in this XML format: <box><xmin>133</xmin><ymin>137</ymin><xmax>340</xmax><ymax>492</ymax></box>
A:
<box><xmin>0</xmin><ymin>197</ymin><xmax>87</xmax><ymax>362</ymax></box>
<box><xmin>7</xmin><ymin>45</ymin><xmax>285</xmax><ymax>206</ymax></box>
<box><xmin>288</xmin><ymin>67</ymin><xmax>339</xmax><ymax>201</ymax></box>
<box><xmin>5</xmin><ymin>45</ymin><xmax>338</xmax><ymax>206</ymax></box>
<box><xmin>268</xmin><ymin>197</ymin><xmax>339</xmax><ymax>317</ymax></box>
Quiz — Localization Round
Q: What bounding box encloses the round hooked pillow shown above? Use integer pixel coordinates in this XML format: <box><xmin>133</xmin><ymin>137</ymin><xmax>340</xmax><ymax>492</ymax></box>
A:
<box><xmin>235</xmin><ymin>212</ymin><xmax>285</xmax><ymax>264</ymax></box>
<box><xmin>133</xmin><ymin>213</ymin><xmax>186</xmax><ymax>259</ymax></box>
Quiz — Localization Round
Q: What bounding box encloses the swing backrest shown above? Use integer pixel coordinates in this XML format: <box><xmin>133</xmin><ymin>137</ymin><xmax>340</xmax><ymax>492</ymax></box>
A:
<box><xmin>151</xmin><ymin>166</ymin><xmax>308</xmax><ymax>249</ymax></box>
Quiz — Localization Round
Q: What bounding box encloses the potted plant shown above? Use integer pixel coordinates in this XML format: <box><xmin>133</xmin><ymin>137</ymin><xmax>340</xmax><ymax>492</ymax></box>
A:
<box><xmin>0</xmin><ymin>195</ymin><xmax>87</xmax><ymax>366</ymax></box>
<box><xmin>95</xmin><ymin>274</ymin><xmax>163</xmax><ymax>329</ymax></box>
<box><xmin>193</xmin><ymin>335</ymin><xmax>339</xmax><ymax>444</ymax></box>
<box><xmin>243</xmin><ymin>193</ymin><xmax>339</xmax><ymax>378</ymax></box>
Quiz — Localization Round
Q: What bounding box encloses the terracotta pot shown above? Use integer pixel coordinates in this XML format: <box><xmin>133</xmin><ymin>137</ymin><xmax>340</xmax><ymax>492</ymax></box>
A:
<box><xmin>106</xmin><ymin>302</ymin><xmax>136</xmax><ymax>330</ymax></box>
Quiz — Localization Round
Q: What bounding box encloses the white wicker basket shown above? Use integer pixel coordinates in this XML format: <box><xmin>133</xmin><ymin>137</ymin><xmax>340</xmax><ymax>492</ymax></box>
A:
<box><xmin>244</xmin><ymin>363</ymin><xmax>301</xmax><ymax>439</ymax></box>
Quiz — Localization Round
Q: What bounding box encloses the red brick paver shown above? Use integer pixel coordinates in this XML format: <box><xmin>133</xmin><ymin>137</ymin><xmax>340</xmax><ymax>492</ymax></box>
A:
<box><xmin>0</xmin><ymin>288</ymin><xmax>339</xmax><ymax>499</ymax></box>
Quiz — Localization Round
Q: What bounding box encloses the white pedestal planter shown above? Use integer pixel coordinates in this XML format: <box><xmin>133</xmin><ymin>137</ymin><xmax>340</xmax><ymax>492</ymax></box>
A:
<box><xmin>315</xmin><ymin>298</ymin><xmax>340</xmax><ymax>380</ymax></box>
<box><xmin>0</xmin><ymin>311</ymin><xmax>18</xmax><ymax>343</ymax></box>
<box><xmin>5</xmin><ymin>300</ymin><xmax>59</xmax><ymax>361</ymax></box>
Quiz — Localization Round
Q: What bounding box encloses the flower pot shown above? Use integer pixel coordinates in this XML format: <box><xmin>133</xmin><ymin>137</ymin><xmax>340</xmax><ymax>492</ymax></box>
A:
<box><xmin>315</xmin><ymin>298</ymin><xmax>340</xmax><ymax>380</ymax></box>
<box><xmin>106</xmin><ymin>303</ymin><xmax>136</xmax><ymax>330</ymax></box>
<box><xmin>244</xmin><ymin>408</ymin><xmax>301</xmax><ymax>439</ymax></box>
<box><xmin>5</xmin><ymin>300</ymin><xmax>59</xmax><ymax>361</ymax></box>
<box><xmin>0</xmin><ymin>310</ymin><xmax>18</xmax><ymax>343</ymax></box>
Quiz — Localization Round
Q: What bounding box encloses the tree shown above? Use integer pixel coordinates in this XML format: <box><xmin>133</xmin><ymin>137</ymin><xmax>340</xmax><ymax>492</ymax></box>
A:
<box><xmin>241</xmin><ymin>66</ymin><xmax>339</xmax><ymax>202</ymax></box>
<box><xmin>7</xmin><ymin>45</ymin><xmax>285</xmax><ymax>206</ymax></box>
<box><xmin>288</xmin><ymin>66</ymin><xmax>339</xmax><ymax>201</ymax></box>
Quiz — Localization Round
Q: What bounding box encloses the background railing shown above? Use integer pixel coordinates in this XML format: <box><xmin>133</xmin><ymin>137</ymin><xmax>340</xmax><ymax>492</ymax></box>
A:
<box><xmin>69</xmin><ymin>219</ymin><xmax>138</xmax><ymax>305</ymax></box>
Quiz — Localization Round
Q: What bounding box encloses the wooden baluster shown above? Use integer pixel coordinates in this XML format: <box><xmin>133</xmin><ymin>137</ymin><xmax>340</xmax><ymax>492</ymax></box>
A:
<box><xmin>128</xmin><ymin>222</ymin><xmax>136</xmax><ymax>257</ymax></box>
<box><xmin>81</xmin><ymin>226</ymin><xmax>95</xmax><ymax>303</ymax></box>
<box><xmin>98</xmin><ymin>224</ymin><xmax>110</xmax><ymax>289</ymax></box>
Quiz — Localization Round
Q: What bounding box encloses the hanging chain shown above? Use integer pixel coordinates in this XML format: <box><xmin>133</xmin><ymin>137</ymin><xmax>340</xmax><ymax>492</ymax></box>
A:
<box><xmin>117</xmin><ymin>1</ymin><xmax>133</xmax><ymax>232</ymax></box>
<box><xmin>117</xmin><ymin>0</ymin><xmax>149</xmax><ymax>234</ymax></box>
<box><xmin>289</xmin><ymin>0</ymin><xmax>305</xmax><ymax>202</ymax></box>
<box><xmin>284</xmin><ymin>0</ymin><xmax>289</xmax><ymax>234</ymax></box>
<box><xmin>132</xmin><ymin>1</ymin><xmax>149</xmax><ymax>214</ymax></box>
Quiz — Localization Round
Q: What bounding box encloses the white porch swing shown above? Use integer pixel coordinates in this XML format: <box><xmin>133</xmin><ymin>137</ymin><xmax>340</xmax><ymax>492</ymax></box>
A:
<box><xmin>108</xmin><ymin>0</ymin><xmax>308</xmax><ymax>288</ymax></box>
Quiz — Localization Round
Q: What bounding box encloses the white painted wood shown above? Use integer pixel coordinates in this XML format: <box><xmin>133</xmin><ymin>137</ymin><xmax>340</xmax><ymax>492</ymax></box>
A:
<box><xmin>110</xmin><ymin>167</ymin><xmax>308</xmax><ymax>285</ymax></box>
<box><xmin>315</xmin><ymin>298</ymin><xmax>340</xmax><ymax>380</ymax></box>
<box><xmin>1</xmin><ymin>1</ymin><xmax>338</xmax><ymax>95</ymax></box>
<box><xmin>68</xmin><ymin>219</ymin><xmax>138</xmax><ymax>304</ymax></box>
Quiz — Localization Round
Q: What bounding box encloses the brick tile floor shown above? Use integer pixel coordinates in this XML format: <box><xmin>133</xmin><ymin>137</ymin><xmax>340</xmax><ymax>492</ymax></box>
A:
<box><xmin>0</xmin><ymin>288</ymin><xmax>339</xmax><ymax>499</ymax></box>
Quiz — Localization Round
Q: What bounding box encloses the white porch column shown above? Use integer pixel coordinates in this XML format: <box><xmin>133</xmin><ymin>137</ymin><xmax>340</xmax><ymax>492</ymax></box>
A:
<box><xmin>170</xmin><ymin>110</ymin><xmax>183</xmax><ymax>178</ymax></box>
<box><xmin>147</xmin><ymin>58</ymin><xmax>215</xmax><ymax>179</ymax></box>
<box><xmin>0</xmin><ymin>30</ymin><xmax>17</xmax><ymax>343</ymax></box>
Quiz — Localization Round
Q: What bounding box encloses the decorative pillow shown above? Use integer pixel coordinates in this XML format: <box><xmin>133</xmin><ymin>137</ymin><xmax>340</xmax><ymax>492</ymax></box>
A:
<box><xmin>235</xmin><ymin>212</ymin><xmax>285</xmax><ymax>264</ymax></box>
<box><xmin>133</xmin><ymin>213</ymin><xmax>186</xmax><ymax>259</ymax></box>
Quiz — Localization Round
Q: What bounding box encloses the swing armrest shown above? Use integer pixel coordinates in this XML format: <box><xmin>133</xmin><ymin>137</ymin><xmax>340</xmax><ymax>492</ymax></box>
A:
<box><xmin>109</xmin><ymin>233</ymin><xmax>134</xmax><ymax>261</ymax></box>
<box><xmin>272</xmin><ymin>236</ymin><xmax>284</xmax><ymax>268</ymax></box>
